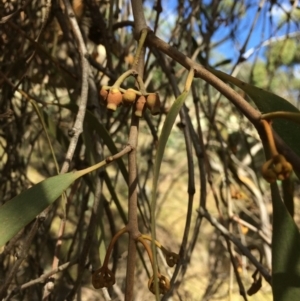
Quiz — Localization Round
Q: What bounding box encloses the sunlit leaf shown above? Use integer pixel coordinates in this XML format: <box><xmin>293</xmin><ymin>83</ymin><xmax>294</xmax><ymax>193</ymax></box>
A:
<box><xmin>0</xmin><ymin>159</ymin><xmax>108</xmax><ymax>247</ymax></box>
<box><xmin>0</xmin><ymin>173</ymin><xmax>78</xmax><ymax>247</ymax></box>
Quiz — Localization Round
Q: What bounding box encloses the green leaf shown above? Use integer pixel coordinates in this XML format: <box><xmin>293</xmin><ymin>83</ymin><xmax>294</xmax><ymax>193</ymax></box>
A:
<box><xmin>0</xmin><ymin>158</ymin><xmax>109</xmax><ymax>247</ymax></box>
<box><xmin>0</xmin><ymin>173</ymin><xmax>78</xmax><ymax>247</ymax></box>
<box><xmin>271</xmin><ymin>183</ymin><xmax>300</xmax><ymax>301</ymax></box>
<box><xmin>150</xmin><ymin>69</ymin><xmax>194</xmax><ymax>299</ymax></box>
<box><xmin>208</xmin><ymin>67</ymin><xmax>300</xmax><ymax>158</ymax></box>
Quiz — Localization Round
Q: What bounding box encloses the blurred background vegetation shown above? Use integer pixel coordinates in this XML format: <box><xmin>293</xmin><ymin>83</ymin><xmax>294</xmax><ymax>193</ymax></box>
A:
<box><xmin>1</xmin><ymin>0</ymin><xmax>300</xmax><ymax>300</ymax></box>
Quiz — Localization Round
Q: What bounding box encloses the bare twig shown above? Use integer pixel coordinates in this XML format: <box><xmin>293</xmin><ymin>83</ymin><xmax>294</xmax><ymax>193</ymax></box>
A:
<box><xmin>9</xmin><ymin>260</ymin><xmax>77</xmax><ymax>294</ymax></box>
<box><xmin>60</xmin><ymin>0</ymin><xmax>90</xmax><ymax>173</ymax></box>
<box><xmin>225</xmin><ymin>238</ymin><xmax>248</xmax><ymax>301</ymax></box>
<box><xmin>198</xmin><ymin>207</ymin><xmax>271</xmax><ymax>284</ymax></box>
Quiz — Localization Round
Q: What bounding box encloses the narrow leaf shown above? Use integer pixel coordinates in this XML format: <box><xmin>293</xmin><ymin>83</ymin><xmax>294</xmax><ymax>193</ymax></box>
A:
<box><xmin>0</xmin><ymin>158</ymin><xmax>109</xmax><ymax>246</ymax></box>
<box><xmin>150</xmin><ymin>69</ymin><xmax>194</xmax><ymax>299</ymax></box>
<box><xmin>0</xmin><ymin>173</ymin><xmax>78</xmax><ymax>246</ymax></box>
<box><xmin>271</xmin><ymin>183</ymin><xmax>300</xmax><ymax>301</ymax></box>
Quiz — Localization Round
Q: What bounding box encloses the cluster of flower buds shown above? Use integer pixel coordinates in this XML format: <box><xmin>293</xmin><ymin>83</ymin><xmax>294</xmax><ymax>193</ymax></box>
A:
<box><xmin>92</xmin><ymin>266</ymin><xmax>115</xmax><ymax>289</ymax></box>
<box><xmin>261</xmin><ymin>154</ymin><xmax>293</xmax><ymax>183</ymax></box>
<box><xmin>99</xmin><ymin>87</ymin><xmax>161</xmax><ymax>117</ymax></box>
<box><xmin>148</xmin><ymin>274</ymin><xmax>170</xmax><ymax>295</ymax></box>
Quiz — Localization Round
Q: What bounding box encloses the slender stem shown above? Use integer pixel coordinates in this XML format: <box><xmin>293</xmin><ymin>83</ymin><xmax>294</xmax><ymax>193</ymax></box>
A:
<box><xmin>261</xmin><ymin>119</ymin><xmax>278</xmax><ymax>157</ymax></box>
<box><xmin>76</xmin><ymin>145</ymin><xmax>133</xmax><ymax>177</ymax></box>
<box><xmin>125</xmin><ymin>113</ymin><xmax>140</xmax><ymax>301</ymax></box>
<box><xmin>137</xmin><ymin>237</ymin><xmax>154</xmax><ymax>266</ymax></box>
<box><xmin>198</xmin><ymin>207</ymin><xmax>271</xmax><ymax>284</ymax></box>
<box><xmin>112</xmin><ymin>69</ymin><xmax>138</xmax><ymax>88</ymax></box>
<box><xmin>132</xmin><ymin>28</ymin><xmax>150</xmax><ymax>69</ymax></box>
<box><xmin>61</xmin><ymin>0</ymin><xmax>89</xmax><ymax>174</ymax></box>
<box><xmin>225</xmin><ymin>238</ymin><xmax>248</xmax><ymax>301</ymax></box>
<box><xmin>102</xmin><ymin>227</ymin><xmax>128</xmax><ymax>267</ymax></box>
<box><xmin>140</xmin><ymin>235</ymin><xmax>162</xmax><ymax>248</ymax></box>
<box><xmin>262</xmin><ymin>111</ymin><xmax>300</xmax><ymax>124</ymax></box>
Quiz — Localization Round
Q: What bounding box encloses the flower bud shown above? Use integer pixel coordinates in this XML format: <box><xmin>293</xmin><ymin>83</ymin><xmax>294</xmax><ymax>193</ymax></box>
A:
<box><xmin>165</xmin><ymin>251</ymin><xmax>179</xmax><ymax>267</ymax></box>
<box><xmin>146</xmin><ymin>93</ymin><xmax>161</xmax><ymax>115</ymax></box>
<box><xmin>92</xmin><ymin>267</ymin><xmax>115</xmax><ymax>289</ymax></box>
<box><xmin>135</xmin><ymin>95</ymin><xmax>147</xmax><ymax>117</ymax></box>
<box><xmin>261</xmin><ymin>154</ymin><xmax>293</xmax><ymax>182</ymax></box>
<box><xmin>106</xmin><ymin>88</ymin><xmax>123</xmax><ymax>111</ymax></box>
<box><xmin>148</xmin><ymin>274</ymin><xmax>170</xmax><ymax>295</ymax></box>
<box><xmin>122</xmin><ymin>88</ymin><xmax>137</xmax><ymax>106</ymax></box>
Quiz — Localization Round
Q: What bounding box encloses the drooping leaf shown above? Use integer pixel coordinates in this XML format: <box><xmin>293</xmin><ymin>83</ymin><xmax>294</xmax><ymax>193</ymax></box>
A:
<box><xmin>0</xmin><ymin>173</ymin><xmax>78</xmax><ymax>247</ymax></box>
<box><xmin>271</xmin><ymin>183</ymin><xmax>300</xmax><ymax>301</ymax></box>
<box><xmin>150</xmin><ymin>69</ymin><xmax>194</xmax><ymax>299</ymax></box>
<box><xmin>208</xmin><ymin>67</ymin><xmax>300</xmax><ymax>158</ymax></box>
<box><xmin>0</xmin><ymin>159</ymin><xmax>109</xmax><ymax>247</ymax></box>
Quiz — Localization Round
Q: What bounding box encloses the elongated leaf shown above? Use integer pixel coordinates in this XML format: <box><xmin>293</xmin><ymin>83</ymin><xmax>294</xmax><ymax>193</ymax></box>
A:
<box><xmin>150</xmin><ymin>69</ymin><xmax>194</xmax><ymax>299</ymax></box>
<box><xmin>271</xmin><ymin>183</ymin><xmax>300</xmax><ymax>301</ymax></box>
<box><xmin>0</xmin><ymin>173</ymin><xmax>78</xmax><ymax>246</ymax></box>
<box><xmin>0</xmin><ymin>158</ymin><xmax>109</xmax><ymax>246</ymax></box>
<box><xmin>209</xmin><ymin>67</ymin><xmax>300</xmax><ymax>158</ymax></box>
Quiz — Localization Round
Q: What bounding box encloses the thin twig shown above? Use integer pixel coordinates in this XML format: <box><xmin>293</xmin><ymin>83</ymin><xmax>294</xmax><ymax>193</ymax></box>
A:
<box><xmin>198</xmin><ymin>207</ymin><xmax>271</xmax><ymax>284</ymax></box>
<box><xmin>60</xmin><ymin>0</ymin><xmax>90</xmax><ymax>173</ymax></box>
<box><xmin>225</xmin><ymin>238</ymin><xmax>248</xmax><ymax>301</ymax></box>
<box><xmin>11</xmin><ymin>260</ymin><xmax>77</xmax><ymax>293</ymax></box>
<box><xmin>41</xmin><ymin>0</ymin><xmax>91</xmax><ymax>298</ymax></box>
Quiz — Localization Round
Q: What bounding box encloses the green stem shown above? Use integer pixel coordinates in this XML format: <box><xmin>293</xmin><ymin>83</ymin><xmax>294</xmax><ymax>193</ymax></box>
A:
<box><xmin>112</xmin><ymin>70</ymin><xmax>138</xmax><ymax>88</ymax></box>
<box><xmin>75</xmin><ymin>145</ymin><xmax>132</xmax><ymax>179</ymax></box>
<box><xmin>262</xmin><ymin>111</ymin><xmax>300</xmax><ymax>125</ymax></box>
<box><xmin>132</xmin><ymin>28</ymin><xmax>150</xmax><ymax>70</ymax></box>
<box><xmin>140</xmin><ymin>234</ymin><xmax>162</xmax><ymax>249</ymax></box>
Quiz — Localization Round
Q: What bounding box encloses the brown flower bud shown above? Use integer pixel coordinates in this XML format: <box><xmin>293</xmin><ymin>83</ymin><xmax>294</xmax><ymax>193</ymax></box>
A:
<box><xmin>92</xmin><ymin>267</ymin><xmax>115</xmax><ymax>289</ymax></box>
<box><xmin>122</xmin><ymin>88</ymin><xmax>137</xmax><ymax>106</ymax></box>
<box><xmin>106</xmin><ymin>88</ymin><xmax>123</xmax><ymax>111</ymax></box>
<box><xmin>165</xmin><ymin>251</ymin><xmax>179</xmax><ymax>267</ymax></box>
<box><xmin>146</xmin><ymin>93</ymin><xmax>161</xmax><ymax>115</ymax></box>
<box><xmin>261</xmin><ymin>154</ymin><xmax>293</xmax><ymax>183</ymax></box>
<box><xmin>135</xmin><ymin>95</ymin><xmax>147</xmax><ymax>117</ymax></box>
<box><xmin>148</xmin><ymin>274</ymin><xmax>170</xmax><ymax>295</ymax></box>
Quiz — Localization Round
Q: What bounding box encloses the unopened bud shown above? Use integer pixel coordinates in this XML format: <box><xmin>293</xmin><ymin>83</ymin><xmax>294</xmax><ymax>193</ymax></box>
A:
<box><xmin>146</xmin><ymin>93</ymin><xmax>161</xmax><ymax>115</ymax></box>
<box><xmin>135</xmin><ymin>95</ymin><xmax>147</xmax><ymax>117</ymax></box>
<box><xmin>106</xmin><ymin>88</ymin><xmax>123</xmax><ymax>111</ymax></box>
<box><xmin>123</xmin><ymin>88</ymin><xmax>137</xmax><ymax>106</ymax></box>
